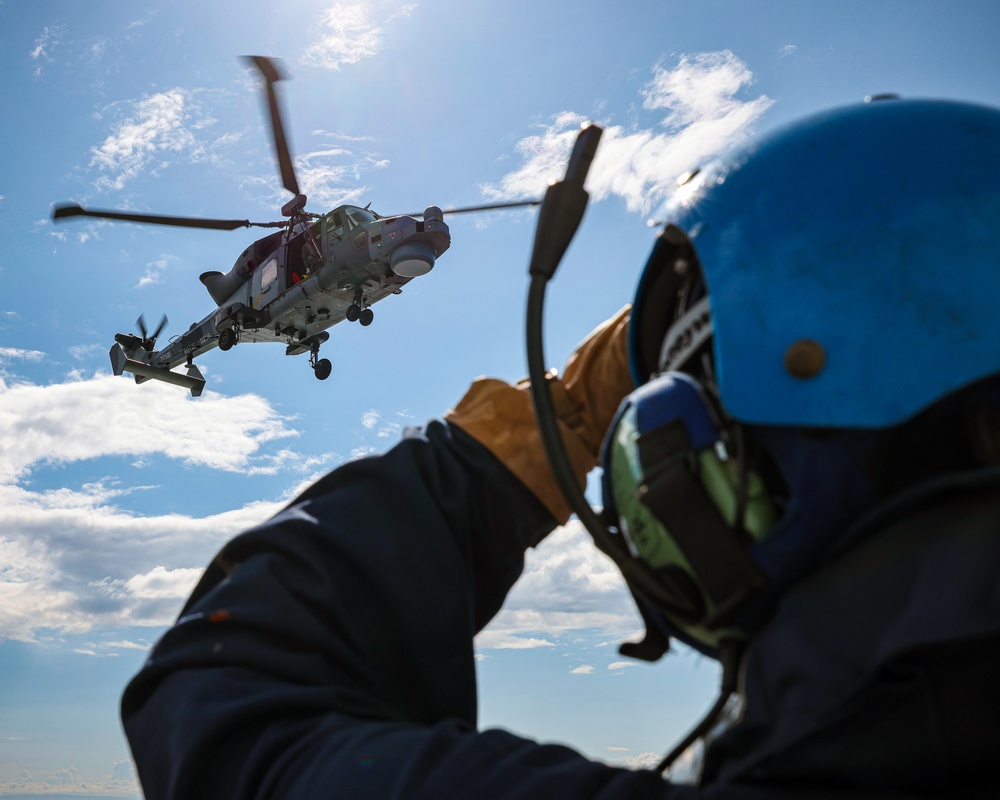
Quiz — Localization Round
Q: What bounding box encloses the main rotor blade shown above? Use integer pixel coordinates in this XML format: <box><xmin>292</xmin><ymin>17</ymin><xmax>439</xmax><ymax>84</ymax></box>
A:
<box><xmin>52</xmin><ymin>204</ymin><xmax>252</xmax><ymax>231</ymax></box>
<box><xmin>400</xmin><ymin>199</ymin><xmax>542</xmax><ymax>217</ymax></box>
<box><xmin>244</xmin><ymin>55</ymin><xmax>300</xmax><ymax>198</ymax></box>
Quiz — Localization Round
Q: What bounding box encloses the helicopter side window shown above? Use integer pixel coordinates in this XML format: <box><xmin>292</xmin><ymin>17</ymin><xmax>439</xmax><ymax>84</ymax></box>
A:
<box><xmin>260</xmin><ymin>256</ymin><xmax>278</xmax><ymax>289</ymax></box>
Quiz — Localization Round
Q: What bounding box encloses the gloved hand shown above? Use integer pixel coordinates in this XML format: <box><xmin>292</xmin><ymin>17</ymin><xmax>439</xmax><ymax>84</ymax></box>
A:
<box><xmin>445</xmin><ymin>306</ymin><xmax>634</xmax><ymax>524</ymax></box>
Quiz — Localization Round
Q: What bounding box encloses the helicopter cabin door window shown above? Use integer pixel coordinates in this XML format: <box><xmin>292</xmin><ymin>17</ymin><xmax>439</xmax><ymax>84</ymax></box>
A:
<box><xmin>253</xmin><ymin>255</ymin><xmax>281</xmax><ymax>309</ymax></box>
<box><xmin>261</xmin><ymin>257</ymin><xmax>278</xmax><ymax>289</ymax></box>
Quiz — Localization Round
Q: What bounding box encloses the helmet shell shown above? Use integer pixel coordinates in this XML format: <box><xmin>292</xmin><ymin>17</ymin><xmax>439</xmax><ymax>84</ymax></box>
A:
<box><xmin>634</xmin><ymin>99</ymin><xmax>1000</xmax><ymax>428</ymax></box>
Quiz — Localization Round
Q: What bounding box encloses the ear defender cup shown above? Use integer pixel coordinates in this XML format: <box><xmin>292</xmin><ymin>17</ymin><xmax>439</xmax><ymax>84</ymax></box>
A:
<box><xmin>602</xmin><ymin>372</ymin><xmax>776</xmax><ymax>650</ymax></box>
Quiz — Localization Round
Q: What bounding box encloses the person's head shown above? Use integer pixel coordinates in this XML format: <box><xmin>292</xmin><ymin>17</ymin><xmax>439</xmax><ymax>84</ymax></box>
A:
<box><xmin>604</xmin><ymin>97</ymin><xmax>1000</xmax><ymax>656</ymax></box>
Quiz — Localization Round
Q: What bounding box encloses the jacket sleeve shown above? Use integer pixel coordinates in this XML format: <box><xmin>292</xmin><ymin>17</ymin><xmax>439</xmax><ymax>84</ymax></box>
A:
<box><xmin>121</xmin><ymin>421</ymin><xmax>697</xmax><ymax>800</ymax></box>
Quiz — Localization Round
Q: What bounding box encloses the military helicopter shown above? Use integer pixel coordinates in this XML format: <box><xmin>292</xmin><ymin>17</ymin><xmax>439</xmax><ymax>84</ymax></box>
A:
<box><xmin>53</xmin><ymin>56</ymin><xmax>537</xmax><ymax>396</ymax></box>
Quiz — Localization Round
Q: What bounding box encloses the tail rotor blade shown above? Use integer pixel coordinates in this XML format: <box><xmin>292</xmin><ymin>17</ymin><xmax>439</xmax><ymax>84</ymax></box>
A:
<box><xmin>150</xmin><ymin>314</ymin><xmax>169</xmax><ymax>342</ymax></box>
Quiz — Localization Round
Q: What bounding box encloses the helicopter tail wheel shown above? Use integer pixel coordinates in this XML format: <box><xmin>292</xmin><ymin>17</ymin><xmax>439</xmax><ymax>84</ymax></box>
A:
<box><xmin>218</xmin><ymin>327</ymin><xmax>238</xmax><ymax>351</ymax></box>
<box><xmin>346</xmin><ymin>303</ymin><xmax>361</xmax><ymax>323</ymax></box>
<box><xmin>359</xmin><ymin>308</ymin><xmax>374</xmax><ymax>327</ymax></box>
<box><xmin>313</xmin><ymin>358</ymin><xmax>332</xmax><ymax>381</ymax></box>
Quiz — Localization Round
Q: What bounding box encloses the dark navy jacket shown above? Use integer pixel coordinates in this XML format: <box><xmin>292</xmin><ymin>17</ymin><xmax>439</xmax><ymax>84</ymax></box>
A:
<box><xmin>122</xmin><ymin>422</ymin><xmax>1000</xmax><ymax>798</ymax></box>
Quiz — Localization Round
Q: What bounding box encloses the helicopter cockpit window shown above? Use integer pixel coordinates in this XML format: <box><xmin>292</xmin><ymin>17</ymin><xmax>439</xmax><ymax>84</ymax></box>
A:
<box><xmin>344</xmin><ymin>207</ymin><xmax>377</xmax><ymax>228</ymax></box>
<box><xmin>260</xmin><ymin>256</ymin><xmax>278</xmax><ymax>289</ymax></box>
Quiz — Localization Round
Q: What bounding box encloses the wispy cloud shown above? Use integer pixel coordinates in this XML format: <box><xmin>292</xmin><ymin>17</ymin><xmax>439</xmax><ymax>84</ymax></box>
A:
<box><xmin>68</xmin><ymin>343</ymin><xmax>105</xmax><ymax>361</ymax></box>
<box><xmin>29</xmin><ymin>25</ymin><xmax>65</xmax><ymax>77</ymax></box>
<box><xmin>302</xmin><ymin>2</ymin><xmax>417</xmax><ymax>70</ymax></box>
<box><xmin>570</xmin><ymin>664</ymin><xmax>594</xmax><ymax>674</ymax></box>
<box><xmin>136</xmin><ymin>254</ymin><xmax>174</xmax><ymax>288</ymax></box>
<box><xmin>483</xmin><ymin>51</ymin><xmax>773</xmax><ymax>215</ymax></box>
<box><xmin>238</xmin><ymin>137</ymin><xmax>391</xmax><ymax>211</ymax></box>
<box><xmin>360</xmin><ymin>408</ymin><xmax>406</xmax><ymax>439</ymax></box>
<box><xmin>0</xmin><ymin>347</ymin><xmax>45</xmax><ymax>364</ymax></box>
<box><xmin>89</xmin><ymin>89</ymin><xmax>215</xmax><ymax>191</ymax></box>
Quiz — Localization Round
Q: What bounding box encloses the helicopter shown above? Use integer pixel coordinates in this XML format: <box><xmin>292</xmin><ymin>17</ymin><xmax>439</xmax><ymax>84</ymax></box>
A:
<box><xmin>53</xmin><ymin>56</ymin><xmax>537</xmax><ymax>396</ymax></box>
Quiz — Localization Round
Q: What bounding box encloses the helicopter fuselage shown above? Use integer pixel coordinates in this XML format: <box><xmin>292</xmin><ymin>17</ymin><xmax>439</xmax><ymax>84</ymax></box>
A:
<box><xmin>110</xmin><ymin>203</ymin><xmax>450</xmax><ymax>393</ymax></box>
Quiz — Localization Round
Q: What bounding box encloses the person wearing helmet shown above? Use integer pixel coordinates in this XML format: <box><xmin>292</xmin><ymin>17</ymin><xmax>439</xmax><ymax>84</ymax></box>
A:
<box><xmin>122</xmin><ymin>97</ymin><xmax>1000</xmax><ymax>799</ymax></box>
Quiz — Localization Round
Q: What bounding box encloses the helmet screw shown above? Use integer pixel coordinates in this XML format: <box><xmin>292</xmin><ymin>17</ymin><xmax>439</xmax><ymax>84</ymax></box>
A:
<box><xmin>784</xmin><ymin>339</ymin><xmax>826</xmax><ymax>379</ymax></box>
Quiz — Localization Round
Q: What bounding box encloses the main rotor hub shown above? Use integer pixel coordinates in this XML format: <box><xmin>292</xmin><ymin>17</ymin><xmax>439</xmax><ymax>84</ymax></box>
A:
<box><xmin>281</xmin><ymin>193</ymin><xmax>308</xmax><ymax>217</ymax></box>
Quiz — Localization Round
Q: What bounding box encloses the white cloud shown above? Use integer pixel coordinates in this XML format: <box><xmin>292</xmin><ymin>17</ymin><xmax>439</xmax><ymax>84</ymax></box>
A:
<box><xmin>570</xmin><ymin>664</ymin><xmax>594</xmax><ymax>674</ymax></box>
<box><xmin>476</xmin><ymin>523</ymin><xmax>642</xmax><ymax>650</ymax></box>
<box><xmin>358</xmin><ymin>408</ymin><xmax>404</xmax><ymax>439</ymax></box>
<box><xmin>780</xmin><ymin>44</ymin><xmax>798</xmax><ymax>57</ymax></box>
<box><xmin>483</xmin><ymin>51</ymin><xmax>773</xmax><ymax>215</ymax></box>
<box><xmin>136</xmin><ymin>254</ymin><xmax>174</xmax><ymax>288</ymax></box>
<box><xmin>68</xmin><ymin>343</ymin><xmax>105</xmax><ymax>361</ymax></box>
<box><xmin>119</xmin><ymin>564</ymin><xmax>204</xmax><ymax>599</ymax></box>
<box><xmin>350</xmin><ymin>444</ymin><xmax>378</xmax><ymax>459</ymax></box>
<box><xmin>89</xmin><ymin>89</ymin><xmax>216</xmax><ymax>191</ymax></box>
<box><xmin>0</xmin><ymin>477</ymin><xmax>282</xmax><ymax>641</ymax></box>
<box><xmin>0</xmin><ymin>369</ymin><xmax>338</xmax><ymax>643</ymax></box>
<box><xmin>100</xmin><ymin>638</ymin><xmax>152</xmax><ymax>651</ymax></box>
<box><xmin>29</xmin><ymin>25</ymin><xmax>65</xmax><ymax>77</ymax></box>
<box><xmin>475</xmin><ymin>632</ymin><xmax>556</xmax><ymax>649</ymax></box>
<box><xmin>0</xmin><ymin>347</ymin><xmax>45</xmax><ymax>363</ymax></box>
<box><xmin>0</xmin><ymin>372</ymin><xmax>299</xmax><ymax>483</ymax></box>
<box><xmin>621</xmin><ymin>752</ymin><xmax>662</xmax><ymax>770</ymax></box>
<box><xmin>608</xmin><ymin>661</ymin><xmax>636</xmax><ymax>670</ymax></box>
<box><xmin>0</xmin><ymin>763</ymin><xmax>139</xmax><ymax>797</ymax></box>
<box><xmin>302</xmin><ymin>2</ymin><xmax>417</xmax><ymax>70</ymax></box>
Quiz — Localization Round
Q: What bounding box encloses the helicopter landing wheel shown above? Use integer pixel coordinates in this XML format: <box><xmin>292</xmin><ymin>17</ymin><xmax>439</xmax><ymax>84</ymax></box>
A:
<box><xmin>359</xmin><ymin>308</ymin><xmax>374</xmax><ymax>327</ymax></box>
<box><xmin>218</xmin><ymin>327</ymin><xmax>238</xmax><ymax>351</ymax></box>
<box><xmin>313</xmin><ymin>358</ymin><xmax>332</xmax><ymax>381</ymax></box>
<box><xmin>346</xmin><ymin>303</ymin><xmax>361</xmax><ymax>323</ymax></box>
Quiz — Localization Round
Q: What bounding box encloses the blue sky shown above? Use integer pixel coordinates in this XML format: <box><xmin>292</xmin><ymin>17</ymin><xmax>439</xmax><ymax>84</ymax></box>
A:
<box><xmin>2</xmin><ymin>0</ymin><xmax>1000</xmax><ymax>796</ymax></box>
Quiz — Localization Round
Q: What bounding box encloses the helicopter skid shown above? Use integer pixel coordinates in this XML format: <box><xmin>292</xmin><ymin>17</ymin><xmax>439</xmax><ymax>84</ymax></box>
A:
<box><xmin>109</xmin><ymin>343</ymin><xmax>206</xmax><ymax>398</ymax></box>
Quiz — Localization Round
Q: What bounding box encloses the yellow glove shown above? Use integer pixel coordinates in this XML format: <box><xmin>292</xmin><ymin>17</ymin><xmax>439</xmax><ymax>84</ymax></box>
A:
<box><xmin>445</xmin><ymin>306</ymin><xmax>634</xmax><ymax>524</ymax></box>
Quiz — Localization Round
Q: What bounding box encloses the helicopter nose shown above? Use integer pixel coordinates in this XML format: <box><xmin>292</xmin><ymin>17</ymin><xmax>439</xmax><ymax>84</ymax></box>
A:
<box><xmin>389</xmin><ymin>242</ymin><xmax>436</xmax><ymax>277</ymax></box>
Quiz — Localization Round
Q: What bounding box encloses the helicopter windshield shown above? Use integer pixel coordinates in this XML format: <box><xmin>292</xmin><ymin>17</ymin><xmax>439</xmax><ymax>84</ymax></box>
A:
<box><xmin>344</xmin><ymin>206</ymin><xmax>377</xmax><ymax>227</ymax></box>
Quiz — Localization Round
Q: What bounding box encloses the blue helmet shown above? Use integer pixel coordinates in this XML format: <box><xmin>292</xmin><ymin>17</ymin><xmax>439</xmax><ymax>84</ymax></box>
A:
<box><xmin>631</xmin><ymin>98</ymin><xmax>1000</xmax><ymax>429</ymax></box>
<box><xmin>608</xmin><ymin>98</ymin><xmax>1000</xmax><ymax>656</ymax></box>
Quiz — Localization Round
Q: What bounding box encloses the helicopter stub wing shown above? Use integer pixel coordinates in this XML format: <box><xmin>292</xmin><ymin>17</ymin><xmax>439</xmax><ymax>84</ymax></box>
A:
<box><xmin>110</xmin><ymin>344</ymin><xmax>206</xmax><ymax>397</ymax></box>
